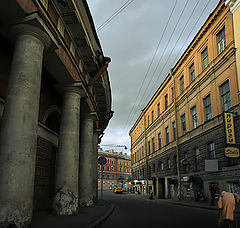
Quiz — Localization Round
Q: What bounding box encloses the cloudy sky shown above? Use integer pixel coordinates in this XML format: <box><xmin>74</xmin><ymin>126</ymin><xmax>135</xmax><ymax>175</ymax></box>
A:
<box><xmin>87</xmin><ymin>0</ymin><xmax>220</xmax><ymax>154</ymax></box>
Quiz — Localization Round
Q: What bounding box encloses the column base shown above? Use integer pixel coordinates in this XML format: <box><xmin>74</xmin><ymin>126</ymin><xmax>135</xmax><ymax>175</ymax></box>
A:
<box><xmin>0</xmin><ymin>212</ymin><xmax>30</xmax><ymax>228</ymax></box>
<box><xmin>52</xmin><ymin>187</ymin><xmax>78</xmax><ymax>215</ymax></box>
<box><xmin>79</xmin><ymin>197</ymin><xmax>94</xmax><ymax>207</ymax></box>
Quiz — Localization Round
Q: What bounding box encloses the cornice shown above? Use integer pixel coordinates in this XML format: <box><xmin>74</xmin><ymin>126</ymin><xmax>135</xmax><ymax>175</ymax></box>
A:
<box><xmin>226</xmin><ymin>0</ymin><xmax>240</xmax><ymax>13</ymax></box>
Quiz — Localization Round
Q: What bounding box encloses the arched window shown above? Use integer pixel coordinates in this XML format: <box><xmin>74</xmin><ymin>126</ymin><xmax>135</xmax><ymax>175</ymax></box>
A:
<box><xmin>45</xmin><ymin>111</ymin><xmax>60</xmax><ymax>133</ymax></box>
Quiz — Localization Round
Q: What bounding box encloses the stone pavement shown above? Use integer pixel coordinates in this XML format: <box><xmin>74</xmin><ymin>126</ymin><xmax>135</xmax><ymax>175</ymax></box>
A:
<box><xmin>31</xmin><ymin>199</ymin><xmax>115</xmax><ymax>228</ymax></box>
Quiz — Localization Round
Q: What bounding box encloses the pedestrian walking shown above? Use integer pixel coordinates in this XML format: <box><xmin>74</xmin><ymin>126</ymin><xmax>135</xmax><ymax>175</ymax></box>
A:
<box><xmin>209</xmin><ymin>184</ymin><xmax>216</xmax><ymax>206</ymax></box>
<box><xmin>217</xmin><ymin>191</ymin><xmax>236</xmax><ymax>228</ymax></box>
<box><xmin>149</xmin><ymin>189</ymin><xmax>154</xmax><ymax>200</ymax></box>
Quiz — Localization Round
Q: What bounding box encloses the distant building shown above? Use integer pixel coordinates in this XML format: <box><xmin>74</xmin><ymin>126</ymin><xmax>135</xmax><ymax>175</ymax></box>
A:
<box><xmin>98</xmin><ymin>148</ymin><xmax>131</xmax><ymax>191</ymax></box>
<box><xmin>130</xmin><ymin>0</ymin><xmax>240</xmax><ymax>201</ymax></box>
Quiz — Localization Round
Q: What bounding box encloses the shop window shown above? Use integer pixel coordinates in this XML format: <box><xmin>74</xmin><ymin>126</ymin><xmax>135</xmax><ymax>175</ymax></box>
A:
<box><xmin>217</xmin><ymin>27</ymin><xmax>226</xmax><ymax>54</ymax></box>
<box><xmin>183</xmin><ymin>152</ymin><xmax>188</xmax><ymax>173</ymax></box>
<box><xmin>167</xmin><ymin>158</ymin><xmax>171</xmax><ymax>169</ymax></box>
<box><xmin>152</xmin><ymin>163</ymin><xmax>156</xmax><ymax>173</ymax></box>
<box><xmin>209</xmin><ymin>142</ymin><xmax>215</xmax><ymax>160</ymax></box>
<box><xmin>174</xmin><ymin>155</ymin><xmax>177</xmax><ymax>174</ymax></box>
<box><xmin>220</xmin><ymin>80</ymin><xmax>231</xmax><ymax>112</ymax></box>
<box><xmin>158</xmin><ymin>161</ymin><xmax>162</xmax><ymax>171</ymax></box>
<box><xmin>195</xmin><ymin>148</ymin><xmax>200</xmax><ymax>171</ymax></box>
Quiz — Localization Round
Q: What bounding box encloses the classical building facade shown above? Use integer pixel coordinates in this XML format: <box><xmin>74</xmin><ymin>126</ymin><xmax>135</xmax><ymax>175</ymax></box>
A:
<box><xmin>226</xmin><ymin>0</ymin><xmax>240</xmax><ymax>100</ymax></box>
<box><xmin>130</xmin><ymin>0</ymin><xmax>240</xmax><ymax>201</ymax></box>
<box><xmin>98</xmin><ymin>148</ymin><xmax>131</xmax><ymax>191</ymax></box>
<box><xmin>0</xmin><ymin>0</ymin><xmax>112</xmax><ymax>227</ymax></box>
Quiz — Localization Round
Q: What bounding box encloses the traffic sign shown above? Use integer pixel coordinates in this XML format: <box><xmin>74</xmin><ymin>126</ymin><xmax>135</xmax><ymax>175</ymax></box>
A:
<box><xmin>182</xmin><ymin>159</ymin><xmax>189</xmax><ymax>166</ymax></box>
<box><xmin>98</xmin><ymin>156</ymin><xmax>107</xmax><ymax>165</ymax></box>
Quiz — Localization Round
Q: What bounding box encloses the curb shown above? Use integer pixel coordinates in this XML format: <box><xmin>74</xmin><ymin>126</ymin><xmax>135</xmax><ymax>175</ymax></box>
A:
<box><xmin>167</xmin><ymin>201</ymin><xmax>218</xmax><ymax>211</ymax></box>
<box><xmin>86</xmin><ymin>202</ymin><xmax>115</xmax><ymax>228</ymax></box>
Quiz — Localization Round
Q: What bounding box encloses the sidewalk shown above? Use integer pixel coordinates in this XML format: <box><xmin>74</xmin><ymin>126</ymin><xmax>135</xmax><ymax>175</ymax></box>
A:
<box><xmin>31</xmin><ymin>200</ymin><xmax>115</xmax><ymax>228</ymax></box>
<box><xmin>155</xmin><ymin>197</ymin><xmax>240</xmax><ymax>213</ymax></box>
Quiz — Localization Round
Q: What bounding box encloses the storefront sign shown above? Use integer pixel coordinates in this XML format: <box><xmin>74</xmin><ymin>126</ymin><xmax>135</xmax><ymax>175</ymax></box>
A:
<box><xmin>223</xmin><ymin>112</ymin><xmax>236</xmax><ymax>144</ymax></box>
<box><xmin>182</xmin><ymin>176</ymin><xmax>189</xmax><ymax>182</ymax></box>
<box><xmin>225</xmin><ymin>147</ymin><xmax>240</xmax><ymax>158</ymax></box>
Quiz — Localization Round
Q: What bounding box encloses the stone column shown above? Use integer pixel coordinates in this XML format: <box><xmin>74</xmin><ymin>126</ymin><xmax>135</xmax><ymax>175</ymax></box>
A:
<box><xmin>0</xmin><ymin>24</ymin><xmax>50</xmax><ymax>228</ymax></box>
<box><xmin>79</xmin><ymin>113</ymin><xmax>97</xmax><ymax>207</ymax></box>
<box><xmin>92</xmin><ymin>129</ymin><xmax>101</xmax><ymax>201</ymax></box>
<box><xmin>53</xmin><ymin>84</ymin><xmax>85</xmax><ymax>215</ymax></box>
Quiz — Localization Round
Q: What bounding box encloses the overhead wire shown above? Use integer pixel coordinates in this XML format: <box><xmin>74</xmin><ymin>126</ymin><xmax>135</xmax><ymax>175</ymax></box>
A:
<box><xmin>119</xmin><ymin>0</ymin><xmax>178</xmax><ymax>143</ymax></box>
<box><xmin>121</xmin><ymin>0</ymin><xmax>192</xmax><ymax>141</ymax></box>
<box><xmin>97</xmin><ymin>0</ymin><xmax>135</xmax><ymax>31</ymax></box>
<box><xmin>129</xmin><ymin>0</ymin><xmax>212</xmax><ymax>147</ymax></box>
<box><xmin>123</xmin><ymin>0</ymin><xmax>212</xmax><ymax>144</ymax></box>
<box><xmin>144</xmin><ymin>0</ymin><xmax>201</xmax><ymax>101</ymax></box>
<box><xmin>148</xmin><ymin>0</ymin><xmax>211</xmax><ymax>98</ymax></box>
<box><xmin>135</xmin><ymin>0</ymin><xmax>190</xmax><ymax>110</ymax></box>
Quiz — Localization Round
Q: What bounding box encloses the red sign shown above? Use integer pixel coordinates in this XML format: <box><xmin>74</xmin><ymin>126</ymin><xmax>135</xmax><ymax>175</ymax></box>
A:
<box><xmin>182</xmin><ymin>160</ymin><xmax>189</xmax><ymax>166</ymax></box>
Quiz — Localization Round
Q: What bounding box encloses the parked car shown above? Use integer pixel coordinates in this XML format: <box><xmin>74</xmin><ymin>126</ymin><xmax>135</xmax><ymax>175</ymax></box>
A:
<box><xmin>114</xmin><ymin>188</ymin><xmax>123</xmax><ymax>194</ymax></box>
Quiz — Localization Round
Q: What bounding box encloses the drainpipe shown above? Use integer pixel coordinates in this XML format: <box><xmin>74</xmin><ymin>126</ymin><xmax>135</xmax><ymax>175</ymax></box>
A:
<box><xmin>144</xmin><ymin>115</ymin><xmax>149</xmax><ymax>194</ymax></box>
<box><xmin>88</xmin><ymin>57</ymin><xmax>111</xmax><ymax>87</ymax></box>
<box><xmin>171</xmin><ymin>71</ymin><xmax>182</xmax><ymax>200</ymax></box>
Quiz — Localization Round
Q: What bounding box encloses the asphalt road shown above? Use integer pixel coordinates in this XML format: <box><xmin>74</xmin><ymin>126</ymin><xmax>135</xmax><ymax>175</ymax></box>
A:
<box><xmin>99</xmin><ymin>191</ymin><xmax>226</xmax><ymax>228</ymax></box>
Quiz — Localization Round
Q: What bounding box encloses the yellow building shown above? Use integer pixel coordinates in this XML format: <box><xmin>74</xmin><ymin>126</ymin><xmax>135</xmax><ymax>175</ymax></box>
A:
<box><xmin>226</xmin><ymin>0</ymin><xmax>240</xmax><ymax>99</ymax></box>
<box><xmin>130</xmin><ymin>0</ymin><xmax>240</xmax><ymax>201</ymax></box>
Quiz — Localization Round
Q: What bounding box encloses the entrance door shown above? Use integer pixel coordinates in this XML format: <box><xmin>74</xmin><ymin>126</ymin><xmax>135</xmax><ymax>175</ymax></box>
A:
<box><xmin>158</xmin><ymin>178</ymin><xmax>165</xmax><ymax>199</ymax></box>
<box><xmin>34</xmin><ymin>137</ymin><xmax>57</xmax><ymax>210</ymax></box>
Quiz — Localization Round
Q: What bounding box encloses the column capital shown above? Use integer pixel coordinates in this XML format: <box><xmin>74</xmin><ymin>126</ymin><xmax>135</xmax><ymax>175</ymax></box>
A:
<box><xmin>82</xmin><ymin>112</ymin><xmax>99</xmax><ymax>121</ymax></box>
<box><xmin>10</xmin><ymin>24</ymin><xmax>51</xmax><ymax>50</ymax></box>
<box><xmin>55</xmin><ymin>82</ymin><xmax>87</xmax><ymax>97</ymax></box>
